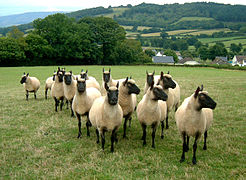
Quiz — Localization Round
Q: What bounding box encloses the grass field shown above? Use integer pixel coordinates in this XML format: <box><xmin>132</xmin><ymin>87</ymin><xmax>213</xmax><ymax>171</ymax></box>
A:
<box><xmin>172</xmin><ymin>17</ymin><xmax>215</xmax><ymax>25</ymax></box>
<box><xmin>0</xmin><ymin>66</ymin><xmax>245</xmax><ymax>179</ymax></box>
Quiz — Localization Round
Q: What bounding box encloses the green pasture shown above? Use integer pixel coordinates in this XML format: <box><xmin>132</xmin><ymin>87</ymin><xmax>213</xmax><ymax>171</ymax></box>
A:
<box><xmin>172</xmin><ymin>17</ymin><xmax>215</xmax><ymax>25</ymax></box>
<box><xmin>0</xmin><ymin>66</ymin><xmax>245</xmax><ymax>179</ymax></box>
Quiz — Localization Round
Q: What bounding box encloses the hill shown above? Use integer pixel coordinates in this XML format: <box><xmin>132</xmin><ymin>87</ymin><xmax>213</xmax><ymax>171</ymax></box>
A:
<box><xmin>0</xmin><ymin>11</ymin><xmax>63</xmax><ymax>27</ymax></box>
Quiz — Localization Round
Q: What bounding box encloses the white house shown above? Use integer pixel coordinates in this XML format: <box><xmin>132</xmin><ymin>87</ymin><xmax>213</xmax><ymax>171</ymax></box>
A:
<box><xmin>232</xmin><ymin>56</ymin><xmax>246</xmax><ymax>66</ymax></box>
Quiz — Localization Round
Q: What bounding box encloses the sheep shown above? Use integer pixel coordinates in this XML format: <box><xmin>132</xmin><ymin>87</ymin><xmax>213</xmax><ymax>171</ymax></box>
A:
<box><xmin>51</xmin><ymin>69</ymin><xmax>64</xmax><ymax>112</ymax></box>
<box><xmin>167</xmin><ymin>71</ymin><xmax>180</xmax><ymax>112</ymax></box>
<box><xmin>101</xmin><ymin>68</ymin><xmax>118</xmax><ymax>96</ymax></box>
<box><xmin>89</xmin><ymin>82</ymin><xmax>123</xmax><ymax>152</ymax></box>
<box><xmin>118</xmin><ymin>77</ymin><xmax>140</xmax><ymax>138</ymax></box>
<box><xmin>175</xmin><ymin>85</ymin><xmax>217</xmax><ymax>165</ymax></box>
<box><xmin>143</xmin><ymin>70</ymin><xmax>155</xmax><ymax>94</ymax></box>
<box><xmin>72</xmin><ymin>78</ymin><xmax>101</xmax><ymax>138</ymax></box>
<box><xmin>20</xmin><ymin>72</ymin><xmax>40</xmax><ymax>100</ymax></box>
<box><xmin>80</xmin><ymin>69</ymin><xmax>100</xmax><ymax>91</ymax></box>
<box><xmin>45</xmin><ymin>71</ymin><xmax>56</xmax><ymax>99</ymax></box>
<box><xmin>137</xmin><ymin>81</ymin><xmax>168</xmax><ymax>148</ymax></box>
<box><xmin>154</xmin><ymin>71</ymin><xmax>177</xmax><ymax>129</ymax></box>
<box><xmin>63</xmin><ymin>71</ymin><xmax>76</xmax><ymax>117</ymax></box>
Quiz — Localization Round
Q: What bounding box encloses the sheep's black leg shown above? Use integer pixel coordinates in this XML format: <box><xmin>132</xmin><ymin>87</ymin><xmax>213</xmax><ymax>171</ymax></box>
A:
<box><xmin>45</xmin><ymin>89</ymin><xmax>48</xmax><ymax>99</ymax></box>
<box><xmin>96</xmin><ymin>129</ymin><xmax>100</xmax><ymax>144</ymax></box>
<box><xmin>54</xmin><ymin>98</ymin><xmax>59</xmax><ymax>112</ymax></box>
<box><xmin>60</xmin><ymin>97</ymin><xmax>64</xmax><ymax>111</ymax></box>
<box><xmin>115</xmin><ymin>132</ymin><xmax>118</xmax><ymax>143</ymax></box>
<box><xmin>192</xmin><ymin>132</ymin><xmax>200</xmax><ymax>165</ymax></box>
<box><xmin>166</xmin><ymin>115</ymin><xmax>169</xmax><ymax>129</ymax></box>
<box><xmin>161</xmin><ymin>121</ymin><xmax>165</xmax><ymax>139</ymax></box>
<box><xmin>34</xmin><ymin>91</ymin><xmax>37</xmax><ymax>99</ymax></box>
<box><xmin>70</xmin><ymin>99</ymin><xmax>74</xmax><ymax>117</ymax></box>
<box><xmin>151</xmin><ymin>122</ymin><xmax>158</xmax><ymax>148</ymax></box>
<box><xmin>141</xmin><ymin>123</ymin><xmax>147</xmax><ymax>146</ymax></box>
<box><xmin>66</xmin><ymin>99</ymin><xmax>69</xmax><ymax>109</ymax></box>
<box><xmin>101</xmin><ymin>129</ymin><xmax>106</xmax><ymax>150</ymax></box>
<box><xmin>111</xmin><ymin>128</ymin><xmax>117</xmax><ymax>152</ymax></box>
<box><xmin>123</xmin><ymin>117</ymin><xmax>128</xmax><ymax>138</ymax></box>
<box><xmin>86</xmin><ymin>113</ymin><xmax>91</xmax><ymax>137</ymax></box>
<box><xmin>128</xmin><ymin>117</ymin><xmax>132</xmax><ymax>127</ymax></box>
<box><xmin>186</xmin><ymin>136</ymin><xmax>190</xmax><ymax>152</ymax></box>
<box><xmin>180</xmin><ymin>131</ymin><xmax>186</xmax><ymax>163</ymax></box>
<box><xmin>26</xmin><ymin>90</ymin><xmax>29</xmax><ymax>101</ymax></box>
<box><xmin>203</xmin><ymin>131</ymin><xmax>207</xmax><ymax>150</ymax></box>
<box><xmin>76</xmin><ymin>113</ymin><xmax>82</xmax><ymax>138</ymax></box>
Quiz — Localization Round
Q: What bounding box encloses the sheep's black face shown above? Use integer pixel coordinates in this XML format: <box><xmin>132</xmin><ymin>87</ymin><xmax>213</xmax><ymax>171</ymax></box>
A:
<box><xmin>127</xmin><ymin>82</ymin><xmax>140</xmax><ymax>95</ymax></box>
<box><xmin>147</xmin><ymin>74</ymin><xmax>154</xmax><ymax>86</ymax></box>
<box><xmin>103</xmin><ymin>73</ymin><xmax>110</xmax><ymax>83</ymax></box>
<box><xmin>77</xmin><ymin>81</ymin><xmax>86</xmax><ymax>93</ymax></box>
<box><xmin>162</xmin><ymin>76</ymin><xmax>176</xmax><ymax>89</ymax></box>
<box><xmin>20</xmin><ymin>76</ymin><xmax>27</xmax><ymax>84</ymax></box>
<box><xmin>107</xmin><ymin>89</ymin><xmax>119</xmax><ymax>105</ymax></box>
<box><xmin>153</xmin><ymin>87</ymin><xmax>168</xmax><ymax>101</ymax></box>
<box><xmin>80</xmin><ymin>73</ymin><xmax>88</xmax><ymax>80</ymax></box>
<box><xmin>64</xmin><ymin>75</ymin><xmax>72</xmax><ymax>85</ymax></box>
<box><xmin>58</xmin><ymin>73</ymin><xmax>63</xmax><ymax>82</ymax></box>
<box><xmin>198</xmin><ymin>93</ymin><xmax>217</xmax><ymax>110</ymax></box>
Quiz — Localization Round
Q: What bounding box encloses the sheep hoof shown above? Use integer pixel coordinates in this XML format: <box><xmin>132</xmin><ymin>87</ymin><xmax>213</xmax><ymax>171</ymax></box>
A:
<box><xmin>185</xmin><ymin>147</ymin><xmax>189</xmax><ymax>152</ymax></box>
<box><xmin>143</xmin><ymin>142</ymin><xmax>146</xmax><ymax>146</ymax></box>
<box><xmin>161</xmin><ymin>135</ymin><xmax>164</xmax><ymax>139</ymax></box>
<box><xmin>77</xmin><ymin>134</ymin><xmax>81</xmax><ymax>138</ymax></box>
<box><xmin>192</xmin><ymin>158</ymin><xmax>197</xmax><ymax>165</ymax></box>
<box><xmin>96</xmin><ymin>140</ymin><xmax>99</xmax><ymax>144</ymax></box>
<box><xmin>152</xmin><ymin>145</ymin><xmax>155</xmax><ymax>148</ymax></box>
<box><xmin>115</xmin><ymin>138</ymin><xmax>118</xmax><ymax>143</ymax></box>
<box><xmin>166</xmin><ymin>125</ymin><xmax>169</xmax><ymax>129</ymax></box>
<box><xmin>203</xmin><ymin>146</ymin><xmax>207</xmax><ymax>150</ymax></box>
<box><xmin>180</xmin><ymin>158</ymin><xmax>185</xmax><ymax>163</ymax></box>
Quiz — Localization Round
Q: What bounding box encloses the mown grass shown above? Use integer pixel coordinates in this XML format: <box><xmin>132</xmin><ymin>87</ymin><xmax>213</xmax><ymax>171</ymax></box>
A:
<box><xmin>0</xmin><ymin>66</ymin><xmax>245</xmax><ymax>179</ymax></box>
<box><xmin>172</xmin><ymin>17</ymin><xmax>215</xmax><ymax>25</ymax></box>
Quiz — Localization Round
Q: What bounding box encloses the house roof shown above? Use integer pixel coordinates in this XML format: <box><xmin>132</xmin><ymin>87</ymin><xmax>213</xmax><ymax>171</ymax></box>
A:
<box><xmin>178</xmin><ymin>57</ymin><xmax>193</xmax><ymax>64</ymax></box>
<box><xmin>153</xmin><ymin>56</ymin><xmax>174</xmax><ymax>63</ymax></box>
<box><xmin>215</xmin><ymin>56</ymin><xmax>228</xmax><ymax>62</ymax></box>
<box><xmin>212</xmin><ymin>58</ymin><xmax>230</xmax><ymax>65</ymax></box>
<box><xmin>235</xmin><ymin>56</ymin><xmax>246</xmax><ymax>64</ymax></box>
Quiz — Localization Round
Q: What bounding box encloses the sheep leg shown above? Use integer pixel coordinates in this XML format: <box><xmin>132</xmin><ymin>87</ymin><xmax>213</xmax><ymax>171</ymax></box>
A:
<box><xmin>192</xmin><ymin>133</ymin><xmax>200</xmax><ymax>165</ymax></box>
<box><xmin>203</xmin><ymin>131</ymin><xmax>207</xmax><ymax>150</ymax></box>
<box><xmin>128</xmin><ymin>117</ymin><xmax>132</xmax><ymax>127</ymax></box>
<box><xmin>76</xmin><ymin>113</ymin><xmax>82</xmax><ymax>138</ymax></box>
<box><xmin>165</xmin><ymin>115</ymin><xmax>169</xmax><ymax>129</ymax></box>
<box><xmin>101</xmin><ymin>129</ymin><xmax>106</xmax><ymax>150</ymax></box>
<box><xmin>180</xmin><ymin>132</ymin><xmax>186</xmax><ymax>163</ymax></box>
<box><xmin>26</xmin><ymin>90</ymin><xmax>29</xmax><ymax>101</ymax></box>
<box><xmin>70</xmin><ymin>99</ymin><xmax>74</xmax><ymax>117</ymax></box>
<box><xmin>161</xmin><ymin>121</ymin><xmax>165</xmax><ymax>139</ymax></box>
<box><xmin>60</xmin><ymin>97</ymin><xmax>64</xmax><ymax>111</ymax></box>
<box><xmin>34</xmin><ymin>91</ymin><xmax>37</xmax><ymax>99</ymax></box>
<box><xmin>45</xmin><ymin>88</ymin><xmax>48</xmax><ymax>99</ymax></box>
<box><xmin>66</xmin><ymin>99</ymin><xmax>69</xmax><ymax>109</ymax></box>
<box><xmin>151</xmin><ymin>122</ymin><xmax>158</xmax><ymax>148</ymax></box>
<box><xmin>141</xmin><ymin>124</ymin><xmax>147</xmax><ymax>146</ymax></box>
<box><xmin>186</xmin><ymin>136</ymin><xmax>190</xmax><ymax>152</ymax></box>
<box><xmin>96</xmin><ymin>129</ymin><xmax>100</xmax><ymax>144</ymax></box>
<box><xmin>111</xmin><ymin>128</ymin><xmax>117</xmax><ymax>152</ymax></box>
<box><xmin>54</xmin><ymin>98</ymin><xmax>59</xmax><ymax>112</ymax></box>
<box><xmin>86</xmin><ymin>113</ymin><xmax>91</xmax><ymax>137</ymax></box>
<box><xmin>123</xmin><ymin>114</ymin><xmax>131</xmax><ymax>138</ymax></box>
<box><xmin>115</xmin><ymin>132</ymin><xmax>118</xmax><ymax>143</ymax></box>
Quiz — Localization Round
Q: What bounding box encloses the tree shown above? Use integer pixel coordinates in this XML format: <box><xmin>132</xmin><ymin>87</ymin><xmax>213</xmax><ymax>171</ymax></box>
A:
<box><xmin>208</xmin><ymin>43</ymin><xmax>228</xmax><ymax>60</ymax></box>
<box><xmin>164</xmin><ymin>49</ymin><xmax>178</xmax><ymax>63</ymax></box>
<box><xmin>160</xmin><ymin>31</ymin><xmax>169</xmax><ymax>39</ymax></box>
<box><xmin>230</xmin><ymin>43</ymin><xmax>242</xmax><ymax>54</ymax></box>
<box><xmin>198</xmin><ymin>46</ymin><xmax>209</xmax><ymax>60</ymax></box>
<box><xmin>145</xmin><ymin>49</ymin><xmax>155</xmax><ymax>57</ymax></box>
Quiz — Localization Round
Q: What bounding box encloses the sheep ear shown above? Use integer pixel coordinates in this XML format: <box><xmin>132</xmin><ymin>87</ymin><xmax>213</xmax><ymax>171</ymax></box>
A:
<box><xmin>76</xmin><ymin>77</ymin><xmax>78</xmax><ymax>81</ymax></box>
<box><xmin>146</xmin><ymin>70</ymin><xmax>148</xmax><ymax>75</ymax></box>
<box><xmin>116</xmin><ymin>81</ymin><xmax>119</xmax><ymax>89</ymax></box>
<box><xmin>86</xmin><ymin>70</ymin><xmax>88</xmax><ymax>73</ymax></box>
<box><xmin>160</xmin><ymin>71</ymin><xmax>164</xmax><ymax>79</ymax></box>
<box><xmin>167</xmin><ymin>71</ymin><xmax>170</xmax><ymax>74</ymax></box>
<box><xmin>105</xmin><ymin>83</ymin><xmax>109</xmax><ymax>91</ymax></box>
<box><xmin>200</xmin><ymin>84</ymin><xmax>204</xmax><ymax>91</ymax></box>
<box><xmin>23</xmin><ymin>72</ymin><xmax>25</xmax><ymax>75</ymax></box>
<box><xmin>58</xmin><ymin>67</ymin><xmax>60</xmax><ymax>71</ymax></box>
<box><xmin>124</xmin><ymin>77</ymin><xmax>128</xmax><ymax>86</ymax></box>
<box><xmin>153</xmin><ymin>70</ymin><xmax>155</xmax><ymax>75</ymax></box>
<box><xmin>194</xmin><ymin>87</ymin><xmax>200</xmax><ymax>98</ymax></box>
<box><xmin>70</xmin><ymin>70</ymin><xmax>72</xmax><ymax>74</ymax></box>
<box><xmin>109</xmin><ymin>68</ymin><xmax>111</xmax><ymax>73</ymax></box>
<box><xmin>103</xmin><ymin>68</ymin><xmax>104</xmax><ymax>72</ymax></box>
<box><xmin>156</xmin><ymin>79</ymin><xmax>160</xmax><ymax>85</ymax></box>
<box><xmin>130</xmin><ymin>76</ymin><xmax>132</xmax><ymax>79</ymax></box>
<box><xmin>150</xmin><ymin>81</ymin><xmax>154</xmax><ymax>90</ymax></box>
<box><xmin>81</xmin><ymin>69</ymin><xmax>84</xmax><ymax>72</ymax></box>
<box><xmin>27</xmin><ymin>73</ymin><xmax>29</xmax><ymax>76</ymax></box>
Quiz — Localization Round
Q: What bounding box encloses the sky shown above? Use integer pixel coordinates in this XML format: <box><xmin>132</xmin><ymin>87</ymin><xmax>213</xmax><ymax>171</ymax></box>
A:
<box><xmin>1</xmin><ymin>0</ymin><xmax>246</xmax><ymax>16</ymax></box>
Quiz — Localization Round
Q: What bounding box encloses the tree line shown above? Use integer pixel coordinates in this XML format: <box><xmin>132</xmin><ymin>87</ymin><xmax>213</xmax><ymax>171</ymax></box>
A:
<box><xmin>0</xmin><ymin>14</ymin><xmax>151</xmax><ymax>66</ymax></box>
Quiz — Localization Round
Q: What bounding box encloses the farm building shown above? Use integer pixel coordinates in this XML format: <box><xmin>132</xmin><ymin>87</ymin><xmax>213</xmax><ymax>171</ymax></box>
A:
<box><xmin>152</xmin><ymin>56</ymin><xmax>174</xmax><ymax>64</ymax></box>
<box><xmin>177</xmin><ymin>57</ymin><xmax>200</xmax><ymax>65</ymax></box>
<box><xmin>212</xmin><ymin>56</ymin><xmax>229</xmax><ymax>65</ymax></box>
<box><xmin>232</xmin><ymin>56</ymin><xmax>246</xmax><ymax>66</ymax></box>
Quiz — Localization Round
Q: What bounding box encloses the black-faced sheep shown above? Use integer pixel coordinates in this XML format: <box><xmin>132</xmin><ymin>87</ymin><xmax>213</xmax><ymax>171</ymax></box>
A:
<box><xmin>20</xmin><ymin>72</ymin><xmax>40</xmax><ymax>100</ymax></box>
<box><xmin>72</xmin><ymin>78</ymin><xmax>101</xmax><ymax>138</ymax></box>
<box><xmin>137</xmin><ymin>81</ymin><xmax>168</xmax><ymax>148</ymax></box>
<box><xmin>89</xmin><ymin>82</ymin><xmax>123</xmax><ymax>152</ymax></box>
<box><xmin>144</xmin><ymin>70</ymin><xmax>155</xmax><ymax>94</ymax></box>
<box><xmin>175</xmin><ymin>85</ymin><xmax>217</xmax><ymax>165</ymax></box>
<box><xmin>80</xmin><ymin>69</ymin><xmax>100</xmax><ymax>91</ymax></box>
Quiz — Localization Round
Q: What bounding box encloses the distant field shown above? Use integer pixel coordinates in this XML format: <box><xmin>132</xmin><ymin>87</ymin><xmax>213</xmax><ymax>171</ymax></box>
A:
<box><xmin>0</xmin><ymin>66</ymin><xmax>245</xmax><ymax>179</ymax></box>
<box><xmin>122</xmin><ymin>25</ymin><xmax>133</xmax><ymax>30</ymax></box>
<box><xmin>187</xmin><ymin>28</ymin><xmax>231</xmax><ymax>35</ymax></box>
<box><xmin>173</xmin><ymin>17</ymin><xmax>215</xmax><ymax>25</ymax></box>
<box><xmin>167</xmin><ymin>29</ymin><xmax>197</xmax><ymax>35</ymax></box>
<box><xmin>141</xmin><ymin>32</ymin><xmax>161</xmax><ymax>37</ymax></box>
<box><xmin>101</xmin><ymin>8</ymin><xmax>129</xmax><ymax>18</ymax></box>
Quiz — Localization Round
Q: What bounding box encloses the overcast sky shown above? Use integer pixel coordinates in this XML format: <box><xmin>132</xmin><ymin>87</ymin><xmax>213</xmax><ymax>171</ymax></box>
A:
<box><xmin>1</xmin><ymin>0</ymin><xmax>246</xmax><ymax>16</ymax></box>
